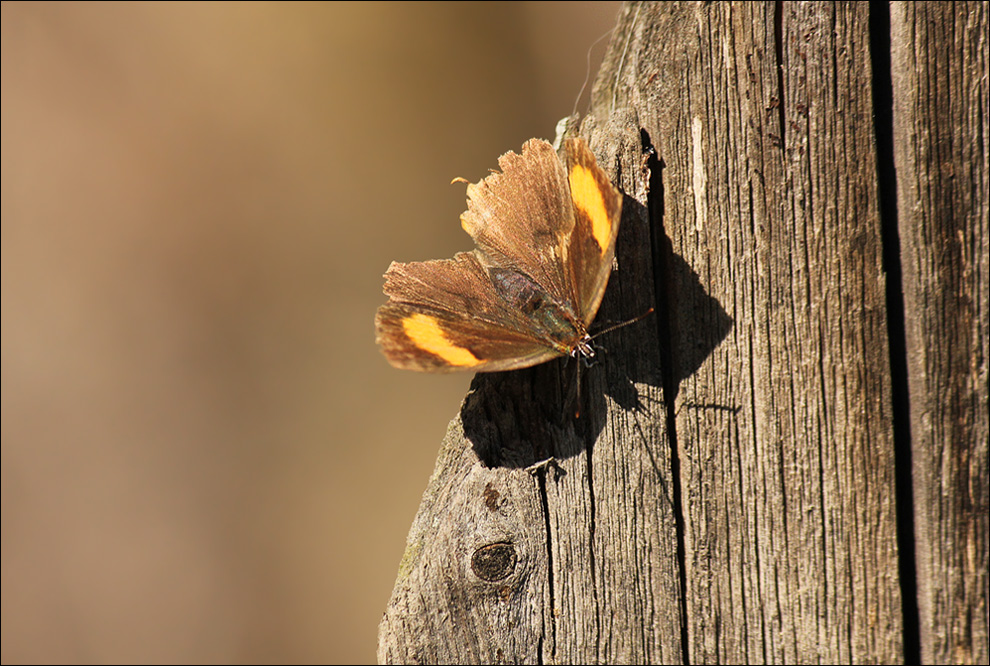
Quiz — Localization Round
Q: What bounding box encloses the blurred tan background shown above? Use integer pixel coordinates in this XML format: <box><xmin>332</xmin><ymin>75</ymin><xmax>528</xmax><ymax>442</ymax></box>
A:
<box><xmin>1</xmin><ymin>2</ymin><xmax>623</xmax><ymax>663</ymax></box>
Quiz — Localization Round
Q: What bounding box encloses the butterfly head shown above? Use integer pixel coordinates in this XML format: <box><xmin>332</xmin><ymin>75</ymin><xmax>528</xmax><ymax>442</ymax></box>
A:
<box><xmin>570</xmin><ymin>334</ymin><xmax>595</xmax><ymax>361</ymax></box>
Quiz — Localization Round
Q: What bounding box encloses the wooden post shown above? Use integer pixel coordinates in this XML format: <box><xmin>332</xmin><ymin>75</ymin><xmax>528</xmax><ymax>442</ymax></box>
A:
<box><xmin>891</xmin><ymin>3</ymin><xmax>989</xmax><ymax>664</ymax></box>
<box><xmin>378</xmin><ymin>3</ymin><xmax>988</xmax><ymax>663</ymax></box>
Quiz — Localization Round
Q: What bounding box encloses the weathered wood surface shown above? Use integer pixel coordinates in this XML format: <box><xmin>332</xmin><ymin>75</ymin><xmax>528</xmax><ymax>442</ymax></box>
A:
<box><xmin>891</xmin><ymin>3</ymin><xmax>989</xmax><ymax>665</ymax></box>
<box><xmin>376</xmin><ymin>108</ymin><xmax>682</xmax><ymax>664</ymax></box>
<box><xmin>602</xmin><ymin>2</ymin><xmax>903</xmax><ymax>663</ymax></box>
<box><xmin>378</xmin><ymin>2</ymin><xmax>988</xmax><ymax>664</ymax></box>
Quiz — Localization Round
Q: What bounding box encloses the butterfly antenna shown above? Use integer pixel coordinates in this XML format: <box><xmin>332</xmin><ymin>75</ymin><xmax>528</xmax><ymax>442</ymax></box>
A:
<box><xmin>590</xmin><ymin>308</ymin><xmax>655</xmax><ymax>341</ymax></box>
<box><xmin>573</xmin><ymin>25</ymin><xmax>617</xmax><ymax>117</ymax></box>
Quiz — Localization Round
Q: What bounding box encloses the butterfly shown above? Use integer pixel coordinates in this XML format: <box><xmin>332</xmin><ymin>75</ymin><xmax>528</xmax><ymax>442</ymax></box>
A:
<box><xmin>375</xmin><ymin>136</ymin><xmax>623</xmax><ymax>373</ymax></box>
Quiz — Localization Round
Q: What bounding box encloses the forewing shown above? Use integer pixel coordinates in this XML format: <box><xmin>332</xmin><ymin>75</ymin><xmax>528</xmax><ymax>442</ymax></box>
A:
<box><xmin>562</xmin><ymin>137</ymin><xmax>623</xmax><ymax>325</ymax></box>
<box><xmin>458</xmin><ymin>139</ymin><xmax>577</xmax><ymax>309</ymax></box>
<box><xmin>374</xmin><ymin>251</ymin><xmax>561</xmax><ymax>372</ymax></box>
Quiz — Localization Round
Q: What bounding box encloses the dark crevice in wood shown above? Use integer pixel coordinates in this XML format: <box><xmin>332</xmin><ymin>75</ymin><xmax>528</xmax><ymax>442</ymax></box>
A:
<box><xmin>535</xmin><ymin>468</ymin><xmax>556</xmax><ymax>663</ymax></box>
<box><xmin>747</xmin><ymin>181</ymin><xmax>768</xmax><ymax>666</ymax></box>
<box><xmin>816</xmin><ymin>320</ymin><xmax>832</xmax><ymax>635</ymax></box>
<box><xmin>640</xmin><ymin>126</ymin><xmax>690</xmax><ymax>666</ymax></box>
<box><xmin>774</xmin><ymin>0</ymin><xmax>788</xmax><ymax>151</ymax></box>
<box><xmin>869</xmin><ymin>2</ymin><xmax>921</xmax><ymax>664</ymax></box>
<box><xmin>584</xmin><ymin>450</ymin><xmax>602</xmax><ymax>657</ymax></box>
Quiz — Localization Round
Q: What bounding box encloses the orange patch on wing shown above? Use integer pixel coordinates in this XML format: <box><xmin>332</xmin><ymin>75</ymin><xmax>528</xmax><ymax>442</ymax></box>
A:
<box><xmin>568</xmin><ymin>164</ymin><xmax>612</xmax><ymax>254</ymax></box>
<box><xmin>402</xmin><ymin>313</ymin><xmax>481</xmax><ymax>367</ymax></box>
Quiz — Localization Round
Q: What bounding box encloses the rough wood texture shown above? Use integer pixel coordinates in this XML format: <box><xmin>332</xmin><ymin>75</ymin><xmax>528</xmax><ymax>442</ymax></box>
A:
<box><xmin>597</xmin><ymin>2</ymin><xmax>903</xmax><ymax>662</ymax></box>
<box><xmin>377</xmin><ymin>108</ymin><xmax>683</xmax><ymax>664</ymax></box>
<box><xmin>379</xmin><ymin>2</ymin><xmax>988</xmax><ymax>663</ymax></box>
<box><xmin>891</xmin><ymin>3</ymin><xmax>989</xmax><ymax>664</ymax></box>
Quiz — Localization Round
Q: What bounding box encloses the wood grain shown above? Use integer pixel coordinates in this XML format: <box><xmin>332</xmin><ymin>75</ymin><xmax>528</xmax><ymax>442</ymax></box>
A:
<box><xmin>377</xmin><ymin>108</ymin><xmax>682</xmax><ymax>664</ymax></box>
<box><xmin>595</xmin><ymin>2</ymin><xmax>903</xmax><ymax>662</ymax></box>
<box><xmin>891</xmin><ymin>3</ymin><xmax>989</xmax><ymax>664</ymax></box>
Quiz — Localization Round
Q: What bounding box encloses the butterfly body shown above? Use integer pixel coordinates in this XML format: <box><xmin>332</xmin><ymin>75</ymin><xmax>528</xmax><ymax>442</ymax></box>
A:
<box><xmin>375</xmin><ymin>137</ymin><xmax>622</xmax><ymax>373</ymax></box>
<box><xmin>487</xmin><ymin>266</ymin><xmax>588</xmax><ymax>355</ymax></box>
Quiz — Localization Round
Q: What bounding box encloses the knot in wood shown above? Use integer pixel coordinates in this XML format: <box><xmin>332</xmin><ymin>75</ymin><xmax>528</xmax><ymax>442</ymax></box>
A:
<box><xmin>470</xmin><ymin>542</ymin><xmax>517</xmax><ymax>582</ymax></box>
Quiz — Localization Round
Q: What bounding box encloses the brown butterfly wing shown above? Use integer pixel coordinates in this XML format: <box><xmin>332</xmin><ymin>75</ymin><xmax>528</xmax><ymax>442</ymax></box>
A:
<box><xmin>561</xmin><ymin>137</ymin><xmax>623</xmax><ymax>325</ymax></box>
<box><xmin>375</xmin><ymin>252</ymin><xmax>562</xmax><ymax>372</ymax></box>
<box><xmin>459</xmin><ymin>137</ymin><xmax>622</xmax><ymax>328</ymax></box>
<box><xmin>459</xmin><ymin>138</ymin><xmax>578</xmax><ymax>313</ymax></box>
<box><xmin>375</xmin><ymin>137</ymin><xmax>623</xmax><ymax>373</ymax></box>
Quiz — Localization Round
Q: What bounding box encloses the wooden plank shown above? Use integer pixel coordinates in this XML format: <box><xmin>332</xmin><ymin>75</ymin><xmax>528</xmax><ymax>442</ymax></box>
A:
<box><xmin>891</xmin><ymin>3</ymin><xmax>990</xmax><ymax>664</ymax></box>
<box><xmin>593</xmin><ymin>2</ymin><xmax>904</xmax><ymax>662</ymax></box>
<box><xmin>377</xmin><ymin>107</ymin><xmax>683</xmax><ymax>663</ymax></box>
